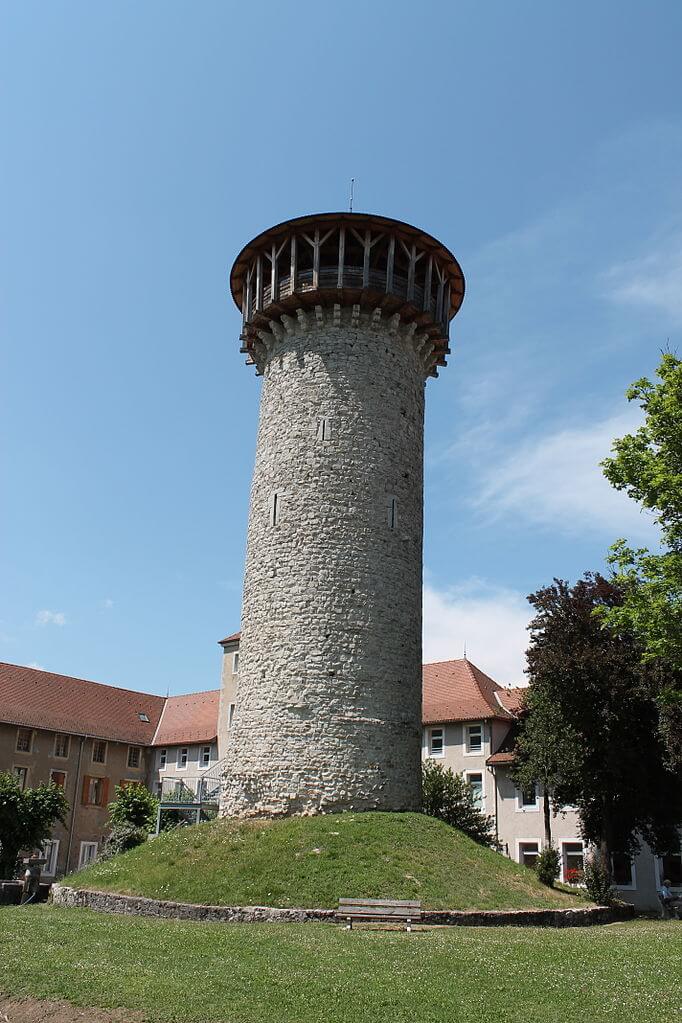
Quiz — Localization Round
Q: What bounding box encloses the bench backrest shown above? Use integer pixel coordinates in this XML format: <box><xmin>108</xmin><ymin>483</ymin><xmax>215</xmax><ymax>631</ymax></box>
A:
<box><xmin>338</xmin><ymin>898</ymin><xmax>422</xmax><ymax>919</ymax></box>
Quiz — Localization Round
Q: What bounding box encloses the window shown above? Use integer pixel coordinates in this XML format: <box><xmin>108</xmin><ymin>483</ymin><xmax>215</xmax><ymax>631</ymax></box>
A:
<box><xmin>659</xmin><ymin>853</ymin><xmax>682</xmax><ymax>887</ymax></box>
<box><xmin>516</xmin><ymin>783</ymin><xmax>539</xmax><ymax>810</ymax></box>
<box><xmin>228</xmin><ymin>703</ymin><xmax>236</xmax><ymax>728</ymax></box>
<box><xmin>466</xmin><ymin>772</ymin><xmax>484</xmax><ymax>809</ymax></box>
<box><xmin>81</xmin><ymin>775</ymin><xmax>109</xmax><ymax>807</ymax></box>
<box><xmin>42</xmin><ymin>839</ymin><xmax>60</xmax><ymax>876</ymax></box>
<box><xmin>92</xmin><ymin>740</ymin><xmax>107</xmax><ymax>764</ymax></box>
<box><xmin>78</xmin><ymin>842</ymin><xmax>98</xmax><ymax>868</ymax></box>
<box><xmin>316</xmin><ymin>417</ymin><xmax>332</xmax><ymax>441</ymax></box>
<box><xmin>201</xmin><ymin>746</ymin><xmax>211</xmax><ymax>768</ymax></box>
<box><xmin>428</xmin><ymin>728</ymin><xmax>444</xmax><ymax>757</ymax></box>
<box><xmin>14</xmin><ymin>766</ymin><xmax>28</xmax><ymax>790</ymax></box>
<box><xmin>562</xmin><ymin>842</ymin><xmax>584</xmax><ymax>884</ymax></box>
<box><xmin>269</xmin><ymin>491</ymin><xmax>280</xmax><ymax>526</ymax></box>
<box><xmin>54</xmin><ymin>733</ymin><xmax>70</xmax><ymax>758</ymax></box>
<box><xmin>159</xmin><ymin>748</ymin><xmax>167</xmax><ymax>770</ymax></box>
<box><xmin>127</xmin><ymin>746</ymin><xmax>141</xmax><ymax>769</ymax></box>
<box><xmin>465</xmin><ymin>723</ymin><xmax>483</xmax><ymax>754</ymax></box>
<box><xmin>50</xmin><ymin>770</ymin><xmax>66</xmax><ymax>789</ymax></box>
<box><xmin>177</xmin><ymin>747</ymin><xmax>188</xmax><ymax>769</ymax></box>
<box><xmin>138</xmin><ymin>712</ymin><xmax>150</xmax><ymax>722</ymax></box>
<box><xmin>519</xmin><ymin>842</ymin><xmax>540</xmax><ymax>869</ymax></box>
<box><xmin>16</xmin><ymin>728</ymin><xmax>32</xmax><ymax>753</ymax></box>
<box><xmin>232</xmin><ymin>651</ymin><xmax>240</xmax><ymax>674</ymax></box>
<box><xmin>612</xmin><ymin>853</ymin><xmax>635</xmax><ymax>889</ymax></box>
<box><xmin>387</xmin><ymin>495</ymin><xmax>398</xmax><ymax>530</ymax></box>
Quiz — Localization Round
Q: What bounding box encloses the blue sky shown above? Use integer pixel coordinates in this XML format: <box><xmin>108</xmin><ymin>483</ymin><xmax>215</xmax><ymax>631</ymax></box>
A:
<box><xmin>1</xmin><ymin>1</ymin><xmax>680</xmax><ymax>693</ymax></box>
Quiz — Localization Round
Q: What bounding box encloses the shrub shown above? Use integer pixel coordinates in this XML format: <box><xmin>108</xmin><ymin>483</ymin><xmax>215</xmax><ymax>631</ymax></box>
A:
<box><xmin>100</xmin><ymin>823</ymin><xmax>149</xmax><ymax>860</ymax></box>
<box><xmin>107</xmin><ymin>783</ymin><xmax>159</xmax><ymax>833</ymax></box>
<box><xmin>534</xmin><ymin>846</ymin><xmax>560</xmax><ymax>886</ymax></box>
<box><xmin>422</xmin><ymin>761</ymin><xmax>498</xmax><ymax>848</ymax></box>
<box><xmin>583</xmin><ymin>854</ymin><xmax>615</xmax><ymax>905</ymax></box>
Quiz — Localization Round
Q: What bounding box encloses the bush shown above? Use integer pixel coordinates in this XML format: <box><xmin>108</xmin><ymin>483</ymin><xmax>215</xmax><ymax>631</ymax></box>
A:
<box><xmin>422</xmin><ymin>761</ymin><xmax>498</xmax><ymax>848</ymax></box>
<box><xmin>100</xmin><ymin>823</ymin><xmax>149</xmax><ymax>860</ymax></box>
<box><xmin>535</xmin><ymin>846</ymin><xmax>560</xmax><ymax>886</ymax></box>
<box><xmin>583</xmin><ymin>854</ymin><xmax>615</xmax><ymax>905</ymax></box>
<box><xmin>107</xmin><ymin>783</ymin><xmax>159</xmax><ymax>833</ymax></box>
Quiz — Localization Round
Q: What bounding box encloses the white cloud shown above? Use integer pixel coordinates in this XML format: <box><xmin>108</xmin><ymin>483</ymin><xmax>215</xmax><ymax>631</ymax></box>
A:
<box><xmin>423</xmin><ymin>581</ymin><xmax>531</xmax><ymax>685</ymax></box>
<box><xmin>473</xmin><ymin>409</ymin><xmax>657</xmax><ymax>539</ymax></box>
<box><xmin>35</xmin><ymin>609</ymin><xmax>67</xmax><ymax>627</ymax></box>
<box><xmin>605</xmin><ymin>238</ymin><xmax>682</xmax><ymax>324</ymax></box>
<box><xmin>102</xmin><ymin>598</ymin><xmax>114</xmax><ymax>609</ymax></box>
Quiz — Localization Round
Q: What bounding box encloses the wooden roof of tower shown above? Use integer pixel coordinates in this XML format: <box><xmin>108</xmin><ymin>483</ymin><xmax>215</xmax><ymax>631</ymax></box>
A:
<box><xmin>230</xmin><ymin>212</ymin><xmax>465</xmax><ymax>377</ymax></box>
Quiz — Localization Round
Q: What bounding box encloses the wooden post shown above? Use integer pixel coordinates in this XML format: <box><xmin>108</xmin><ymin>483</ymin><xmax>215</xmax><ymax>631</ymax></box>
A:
<box><xmin>337</xmin><ymin>227</ymin><xmax>345</xmax><ymax>288</ymax></box>
<box><xmin>270</xmin><ymin>242</ymin><xmax>277</xmax><ymax>305</ymax></box>
<box><xmin>443</xmin><ymin>282</ymin><xmax>451</xmax><ymax>331</ymax></box>
<box><xmin>423</xmin><ymin>255</ymin><xmax>433</xmax><ymax>312</ymax></box>
<box><xmin>290</xmin><ymin>235</ymin><xmax>297</xmax><ymax>294</ymax></box>
<box><xmin>313</xmin><ymin>228</ymin><xmax>320</xmax><ymax>289</ymax></box>
<box><xmin>386</xmin><ymin>235</ymin><xmax>395</xmax><ymax>292</ymax></box>
<box><xmin>255</xmin><ymin>254</ymin><xmax>263</xmax><ymax>312</ymax></box>
<box><xmin>362</xmin><ymin>230</ymin><xmax>371</xmax><ymax>288</ymax></box>
<box><xmin>406</xmin><ymin>244</ymin><xmax>417</xmax><ymax>301</ymax></box>
<box><xmin>243</xmin><ymin>265</ymin><xmax>253</xmax><ymax>325</ymax></box>
<box><xmin>435</xmin><ymin>273</ymin><xmax>444</xmax><ymax>327</ymax></box>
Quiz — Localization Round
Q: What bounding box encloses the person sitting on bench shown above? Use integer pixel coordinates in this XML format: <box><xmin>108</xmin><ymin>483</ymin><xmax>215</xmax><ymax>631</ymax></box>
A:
<box><xmin>658</xmin><ymin>879</ymin><xmax>682</xmax><ymax>918</ymax></box>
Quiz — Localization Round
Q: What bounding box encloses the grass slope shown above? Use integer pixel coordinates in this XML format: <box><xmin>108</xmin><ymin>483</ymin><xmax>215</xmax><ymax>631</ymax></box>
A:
<box><xmin>67</xmin><ymin>811</ymin><xmax>584</xmax><ymax>909</ymax></box>
<box><xmin>1</xmin><ymin>907</ymin><xmax>680</xmax><ymax>1023</ymax></box>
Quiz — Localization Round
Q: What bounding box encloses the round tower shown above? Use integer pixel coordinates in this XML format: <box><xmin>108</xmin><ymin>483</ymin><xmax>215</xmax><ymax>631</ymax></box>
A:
<box><xmin>222</xmin><ymin>212</ymin><xmax>465</xmax><ymax>817</ymax></box>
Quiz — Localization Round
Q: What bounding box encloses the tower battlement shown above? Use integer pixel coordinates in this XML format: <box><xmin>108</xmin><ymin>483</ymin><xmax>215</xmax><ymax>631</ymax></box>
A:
<box><xmin>230</xmin><ymin>212</ymin><xmax>465</xmax><ymax>377</ymax></box>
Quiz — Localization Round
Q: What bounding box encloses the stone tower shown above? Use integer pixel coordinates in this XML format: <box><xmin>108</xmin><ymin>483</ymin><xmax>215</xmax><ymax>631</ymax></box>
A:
<box><xmin>221</xmin><ymin>212</ymin><xmax>465</xmax><ymax>818</ymax></box>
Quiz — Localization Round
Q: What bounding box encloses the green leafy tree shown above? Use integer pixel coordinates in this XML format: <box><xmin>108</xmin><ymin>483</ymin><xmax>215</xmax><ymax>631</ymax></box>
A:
<box><xmin>600</xmin><ymin>353</ymin><xmax>682</xmax><ymax>765</ymax></box>
<box><xmin>422</xmin><ymin>761</ymin><xmax>498</xmax><ymax>848</ymax></box>
<box><xmin>0</xmin><ymin>772</ymin><xmax>69</xmax><ymax>878</ymax></box>
<box><xmin>514</xmin><ymin>574</ymin><xmax>682</xmax><ymax>870</ymax></box>
<box><xmin>107</xmin><ymin>783</ymin><xmax>158</xmax><ymax>833</ymax></box>
<box><xmin>512</xmin><ymin>698</ymin><xmax>582</xmax><ymax>847</ymax></box>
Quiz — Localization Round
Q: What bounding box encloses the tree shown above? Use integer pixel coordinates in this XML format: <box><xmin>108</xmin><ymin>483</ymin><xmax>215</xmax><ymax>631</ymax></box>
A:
<box><xmin>600</xmin><ymin>353</ymin><xmax>682</xmax><ymax>766</ymax></box>
<box><xmin>0</xmin><ymin>773</ymin><xmax>69</xmax><ymax>878</ymax></box>
<box><xmin>100</xmin><ymin>783</ymin><xmax>159</xmax><ymax>861</ymax></box>
<box><xmin>512</xmin><ymin>699</ymin><xmax>582</xmax><ymax>848</ymax></box>
<box><xmin>514</xmin><ymin>574</ymin><xmax>682</xmax><ymax>870</ymax></box>
<box><xmin>107</xmin><ymin>783</ymin><xmax>158</xmax><ymax>832</ymax></box>
<box><xmin>422</xmin><ymin>761</ymin><xmax>498</xmax><ymax>848</ymax></box>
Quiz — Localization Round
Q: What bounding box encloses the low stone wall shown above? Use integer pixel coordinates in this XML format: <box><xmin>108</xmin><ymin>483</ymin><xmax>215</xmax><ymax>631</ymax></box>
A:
<box><xmin>51</xmin><ymin>885</ymin><xmax>634</xmax><ymax>927</ymax></box>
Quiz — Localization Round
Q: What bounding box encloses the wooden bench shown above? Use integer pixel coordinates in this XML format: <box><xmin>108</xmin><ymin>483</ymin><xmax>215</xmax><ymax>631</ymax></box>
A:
<box><xmin>336</xmin><ymin>898</ymin><xmax>422</xmax><ymax>932</ymax></box>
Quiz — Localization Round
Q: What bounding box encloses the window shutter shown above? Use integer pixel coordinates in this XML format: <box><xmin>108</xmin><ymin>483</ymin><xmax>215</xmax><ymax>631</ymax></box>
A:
<box><xmin>81</xmin><ymin>776</ymin><xmax>91</xmax><ymax>805</ymax></box>
<box><xmin>101</xmin><ymin>778</ymin><xmax>110</xmax><ymax>807</ymax></box>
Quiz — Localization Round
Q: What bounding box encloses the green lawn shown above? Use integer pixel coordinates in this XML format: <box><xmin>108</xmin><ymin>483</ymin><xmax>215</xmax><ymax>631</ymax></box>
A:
<box><xmin>0</xmin><ymin>906</ymin><xmax>679</xmax><ymax>1023</ymax></box>
<box><xmin>65</xmin><ymin>811</ymin><xmax>584</xmax><ymax>910</ymax></box>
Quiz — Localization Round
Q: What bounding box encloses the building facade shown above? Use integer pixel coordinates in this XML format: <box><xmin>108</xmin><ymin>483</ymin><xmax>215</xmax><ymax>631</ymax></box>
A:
<box><xmin>1</xmin><ymin>648</ymin><xmax>679</xmax><ymax>909</ymax></box>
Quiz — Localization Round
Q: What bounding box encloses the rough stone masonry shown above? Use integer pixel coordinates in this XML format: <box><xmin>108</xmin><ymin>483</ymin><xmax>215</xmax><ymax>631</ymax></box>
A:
<box><xmin>221</xmin><ymin>213</ymin><xmax>464</xmax><ymax>818</ymax></box>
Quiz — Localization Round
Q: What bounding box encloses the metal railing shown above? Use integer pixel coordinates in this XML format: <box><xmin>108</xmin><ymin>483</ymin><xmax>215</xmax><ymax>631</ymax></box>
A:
<box><xmin>158</xmin><ymin>759</ymin><xmax>226</xmax><ymax>806</ymax></box>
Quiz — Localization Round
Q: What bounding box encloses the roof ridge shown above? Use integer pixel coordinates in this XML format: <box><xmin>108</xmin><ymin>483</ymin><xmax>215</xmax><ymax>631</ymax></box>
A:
<box><xmin>166</xmin><ymin>688</ymin><xmax>220</xmax><ymax>699</ymax></box>
<box><xmin>0</xmin><ymin>661</ymin><xmax>165</xmax><ymax>702</ymax></box>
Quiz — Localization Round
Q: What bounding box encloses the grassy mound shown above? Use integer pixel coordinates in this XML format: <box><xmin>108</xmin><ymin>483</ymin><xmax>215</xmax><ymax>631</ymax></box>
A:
<box><xmin>66</xmin><ymin>812</ymin><xmax>586</xmax><ymax>910</ymax></box>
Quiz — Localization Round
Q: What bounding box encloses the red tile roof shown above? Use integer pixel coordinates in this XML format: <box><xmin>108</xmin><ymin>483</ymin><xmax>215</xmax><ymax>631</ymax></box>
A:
<box><xmin>0</xmin><ymin>662</ymin><xmax>165</xmax><ymax>744</ymax></box>
<box><xmin>152</xmin><ymin>690</ymin><xmax>220</xmax><ymax>746</ymax></box>
<box><xmin>486</xmin><ymin>749</ymin><xmax>517</xmax><ymax>766</ymax></box>
<box><xmin>219</xmin><ymin>632</ymin><xmax>241</xmax><ymax>645</ymax></box>
<box><xmin>422</xmin><ymin>659</ymin><xmax>520</xmax><ymax>724</ymax></box>
<box><xmin>495</xmin><ymin>686</ymin><xmax>527</xmax><ymax>715</ymax></box>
